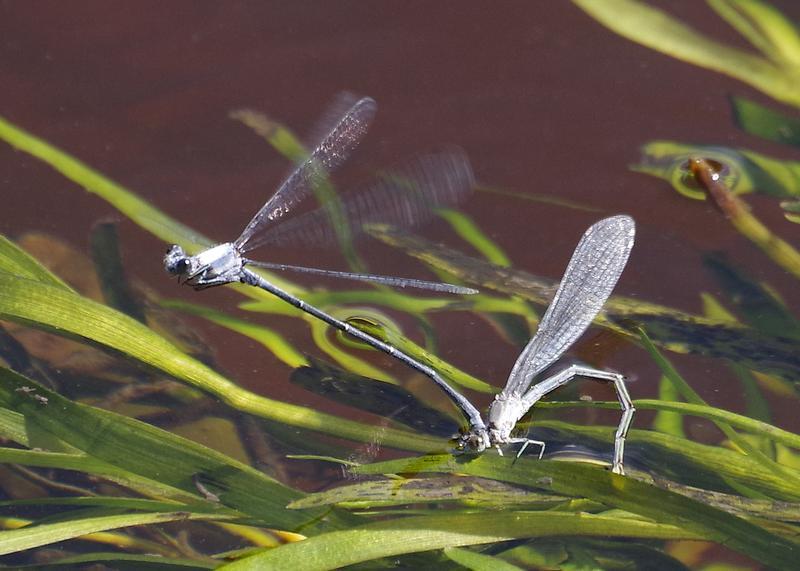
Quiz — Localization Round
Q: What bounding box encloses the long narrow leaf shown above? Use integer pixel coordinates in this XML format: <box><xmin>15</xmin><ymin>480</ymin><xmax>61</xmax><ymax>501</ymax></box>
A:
<box><xmin>220</xmin><ymin>511</ymin><xmax>695</xmax><ymax>570</ymax></box>
<box><xmin>0</xmin><ymin>270</ymin><xmax>444</xmax><ymax>453</ymax></box>
<box><xmin>574</xmin><ymin>0</ymin><xmax>800</xmax><ymax>107</ymax></box>
<box><xmin>0</xmin><ymin>510</ymin><xmax>232</xmax><ymax>556</ymax></box>
<box><xmin>354</xmin><ymin>454</ymin><xmax>798</xmax><ymax>569</ymax></box>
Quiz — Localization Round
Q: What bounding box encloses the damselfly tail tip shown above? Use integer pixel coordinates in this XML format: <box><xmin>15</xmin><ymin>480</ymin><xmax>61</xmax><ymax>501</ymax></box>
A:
<box><xmin>453</xmin><ymin>285</ymin><xmax>479</xmax><ymax>295</ymax></box>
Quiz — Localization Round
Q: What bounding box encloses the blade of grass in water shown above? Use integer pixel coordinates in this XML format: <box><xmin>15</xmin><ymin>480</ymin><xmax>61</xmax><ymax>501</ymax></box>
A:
<box><xmin>346</xmin><ymin>316</ymin><xmax>495</xmax><ymax>393</ymax></box>
<box><xmin>574</xmin><ymin>0</ymin><xmax>800</xmax><ymax>108</ymax></box>
<box><xmin>220</xmin><ymin>510</ymin><xmax>695</xmax><ymax>571</ymax></box>
<box><xmin>0</xmin><ymin>368</ymin><xmax>314</xmax><ymax>527</ymax></box>
<box><xmin>531</xmin><ymin>420</ymin><xmax>799</xmax><ymax>501</ymax></box>
<box><xmin>652</xmin><ymin>376</ymin><xmax>685</xmax><ymax>437</ymax></box>
<box><xmin>535</xmin><ymin>399</ymin><xmax>800</xmax><ymax>451</ymax></box>
<box><xmin>437</xmin><ymin>209</ymin><xmax>512</xmax><ymax>267</ymax></box>
<box><xmin>0</xmin><ymin>517</ymin><xmax>192</xmax><ymax>560</ymax></box>
<box><xmin>443</xmin><ymin>547</ymin><xmax>525</xmax><ymax>571</ymax></box>
<box><xmin>0</xmin><ymin>269</ymin><xmax>443</xmax><ymax>454</ymax></box>
<box><xmin>731</xmin><ymin>95</ymin><xmax>800</xmax><ymax>147</ymax></box>
<box><xmin>707</xmin><ymin>0</ymin><xmax>800</xmax><ymax>67</ymax></box>
<box><xmin>160</xmin><ymin>298</ymin><xmax>308</xmax><ymax>369</ymax></box>
<box><xmin>637</xmin><ymin>327</ymin><xmax>800</xmax><ymax>488</ymax></box>
<box><xmin>0</xmin><ymin>509</ymin><xmax>234</xmax><ymax>557</ymax></box>
<box><xmin>703</xmin><ymin>252</ymin><xmax>800</xmax><ymax>340</ymax></box>
<box><xmin>352</xmin><ymin>454</ymin><xmax>797</xmax><ymax>569</ymax></box>
<box><xmin>0</xmin><ymin>235</ymin><xmax>72</xmax><ymax>291</ymax></box>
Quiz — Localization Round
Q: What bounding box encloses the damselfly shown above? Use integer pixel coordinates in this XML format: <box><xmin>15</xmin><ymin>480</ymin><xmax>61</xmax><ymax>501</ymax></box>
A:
<box><xmin>455</xmin><ymin>215</ymin><xmax>636</xmax><ymax>474</ymax></box>
<box><xmin>164</xmin><ymin>95</ymin><xmax>486</xmax><ymax>428</ymax></box>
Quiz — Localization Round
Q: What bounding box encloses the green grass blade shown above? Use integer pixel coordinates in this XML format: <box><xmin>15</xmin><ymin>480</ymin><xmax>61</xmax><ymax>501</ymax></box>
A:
<box><xmin>443</xmin><ymin>546</ymin><xmax>525</xmax><ymax>571</ymax></box>
<box><xmin>0</xmin><ymin>235</ymin><xmax>72</xmax><ymax>290</ymax></box>
<box><xmin>0</xmin><ymin>368</ymin><xmax>315</xmax><ymax>527</ymax></box>
<box><xmin>533</xmin><ymin>420</ymin><xmax>799</xmax><ymax>500</ymax></box>
<box><xmin>708</xmin><ymin>0</ymin><xmax>800</xmax><ymax>67</ymax></box>
<box><xmin>353</xmin><ymin>454</ymin><xmax>798</xmax><ymax>569</ymax></box>
<box><xmin>574</xmin><ymin>0</ymin><xmax>800</xmax><ymax>107</ymax></box>
<box><xmin>637</xmin><ymin>327</ymin><xmax>800</xmax><ymax>482</ymax></box>
<box><xmin>11</xmin><ymin>551</ymin><xmax>217</xmax><ymax>569</ymax></box>
<box><xmin>160</xmin><ymin>299</ymin><xmax>309</xmax><ymax>369</ymax></box>
<box><xmin>0</xmin><ymin>448</ymin><xmax>203</xmax><ymax>502</ymax></box>
<box><xmin>219</xmin><ymin>511</ymin><xmax>695</xmax><ymax>570</ymax></box>
<box><xmin>438</xmin><ymin>210</ymin><xmax>512</xmax><ymax>266</ymax></box>
<box><xmin>0</xmin><ymin>270</ymin><xmax>443</xmax><ymax>453</ymax></box>
<box><xmin>347</xmin><ymin>317</ymin><xmax>494</xmax><ymax>393</ymax></box>
<box><xmin>731</xmin><ymin>95</ymin><xmax>800</xmax><ymax>147</ymax></box>
<box><xmin>652</xmin><ymin>376</ymin><xmax>685</xmax><ymax>437</ymax></box>
<box><xmin>287</xmin><ymin>476</ymin><xmax>565</xmax><ymax>510</ymax></box>
<box><xmin>542</xmin><ymin>399</ymin><xmax>800</xmax><ymax>451</ymax></box>
<box><xmin>0</xmin><ymin>510</ymin><xmax>233</xmax><ymax>556</ymax></box>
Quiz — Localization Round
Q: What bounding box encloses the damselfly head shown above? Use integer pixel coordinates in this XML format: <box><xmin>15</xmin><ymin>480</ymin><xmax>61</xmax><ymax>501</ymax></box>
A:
<box><xmin>453</xmin><ymin>426</ymin><xmax>490</xmax><ymax>453</ymax></box>
<box><xmin>164</xmin><ymin>245</ymin><xmax>193</xmax><ymax>277</ymax></box>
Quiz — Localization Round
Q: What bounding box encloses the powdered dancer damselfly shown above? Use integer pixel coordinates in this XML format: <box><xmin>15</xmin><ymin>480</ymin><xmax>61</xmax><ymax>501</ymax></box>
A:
<box><xmin>164</xmin><ymin>95</ymin><xmax>488</xmax><ymax>430</ymax></box>
<box><xmin>455</xmin><ymin>215</ymin><xmax>636</xmax><ymax>474</ymax></box>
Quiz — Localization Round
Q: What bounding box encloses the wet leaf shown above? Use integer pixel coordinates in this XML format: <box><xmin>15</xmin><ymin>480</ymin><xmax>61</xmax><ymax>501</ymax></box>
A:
<box><xmin>633</xmin><ymin>140</ymin><xmax>800</xmax><ymax>201</ymax></box>
<box><xmin>703</xmin><ymin>252</ymin><xmax>800</xmax><ymax>340</ymax></box>
<box><xmin>220</xmin><ymin>509</ymin><xmax>695</xmax><ymax>571</ymax></box>
<box><xmin>0</xmin><ymin>267</ymin><xmax>443</xmax><ymax>454</ymax></box>
<box><xmin>0</xmin><ymin>509</ymin><xmax>232</xmax><ymax>557</ymax></box>
<box><xmin>575</xmin><ymin>0</ymin><xmax>800</xmax><ymax>108</ymax></box>
<box><xmin>0</xmin><ymin>368</ymin><xmax>313</xmax><ymax>527</ymax></box>
<box><xmin>287</xmin><ymin>475</ymin><xmax>565</xmax><ymax>510</ymax></box>
<box><xmin>730</xmin><ymin>95</ymin><xmax>800</xmax><ymax>146</ymax></box>
<box><xmin>443</xmin><ymin>547</ymin><xmax>524</xmax><ymax>571</ymax></box>
<box><xmin>353</xmin><ymin>454</ymin><xmax>798</xmax><ymax>569</ymax></box>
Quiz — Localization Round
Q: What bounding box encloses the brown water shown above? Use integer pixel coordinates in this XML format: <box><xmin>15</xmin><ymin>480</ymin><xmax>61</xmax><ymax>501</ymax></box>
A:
<box><xmin>1</xmin><ymin>2</ymin><xmax>799</xmax><ymax>566</ymax></box>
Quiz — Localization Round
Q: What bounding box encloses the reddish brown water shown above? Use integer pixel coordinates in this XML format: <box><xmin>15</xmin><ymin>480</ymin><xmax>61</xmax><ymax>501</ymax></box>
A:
<box><xmin>1</xmin><ymin>2</ymin><xmax>798</xmax><ymax>566</ymax></box>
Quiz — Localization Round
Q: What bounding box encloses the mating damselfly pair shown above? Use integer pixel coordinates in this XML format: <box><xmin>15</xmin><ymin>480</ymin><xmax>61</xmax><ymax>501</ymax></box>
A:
<box><xmin>164</xmin><ymin>94</ymin><xmax>636</xmax><ymax>474</ymax></box>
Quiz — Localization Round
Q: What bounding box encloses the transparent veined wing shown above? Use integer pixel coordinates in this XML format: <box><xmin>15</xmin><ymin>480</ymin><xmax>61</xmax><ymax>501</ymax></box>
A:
<box><xmin>501</xmin><ymin>215</ymin><xmax>635</xmax><ymax>397</ymax></box>
<box><xmin>242</xmin><ymin>148</ymin><xmax>474</xmax><ymax>251</ymax></box>
<box><xmin>235</xmin><ymin>95</ymin><xmax>377</xmax><ymax>250</ymax></box>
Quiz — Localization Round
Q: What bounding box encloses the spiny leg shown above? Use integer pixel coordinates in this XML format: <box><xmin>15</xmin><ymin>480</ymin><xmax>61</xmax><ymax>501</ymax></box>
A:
<box><xmin>510</xmin><ymin>437</ymin><xmax>546</xmax><ymax>460</ymax></box>
<box><xmin>522</xmin><ymin>364</ymin><xmax>635</xmax><ymax>475</ymax></box>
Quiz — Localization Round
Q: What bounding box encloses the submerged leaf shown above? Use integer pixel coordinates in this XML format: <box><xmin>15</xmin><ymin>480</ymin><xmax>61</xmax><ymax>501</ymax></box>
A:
<box><xmin>0</xmin><ymin>510</ymin><xmax>232</xmax><ymax>557</ymax></box>
<box><xmin>288</xmin><ymin>475</ymin><xmax>565</xmax><ymax>510</ymax></box>
<box><xmin>291</xmin><ymin>358</ymin><xmax>458</xmax><ymax>437</ymax></box>
<box><xmin>444</xmin><ymin>547</ymin><xmax>525</xmax><ymax>571</ymax></box>
<box><xmin>704</xmin><ymin>252</ymin><xmax>800</xmax><ymax>340</ymax></box>
<box><xmin>0</xmin><ymin>368</ymin><xmax>312</xmax><ymax>527</ymax></box>
<box><xmin>221</xmin><ymin>510</ymin><xmax>694</xmax><ymax>570</ymax></box>
<box><xmin>731</xmin><ymin>95</ymin><xmax>800</xmax><ymax>146</ymax></box>
<box><xmin>0</xmin><ymin>268</ymin><xmax>443</xmax><ymax>453</ymax></box>
<box><xmin>353</xmin><ymin>454</ymin><xmax>798</xmax><ymax>569</ymax></box>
